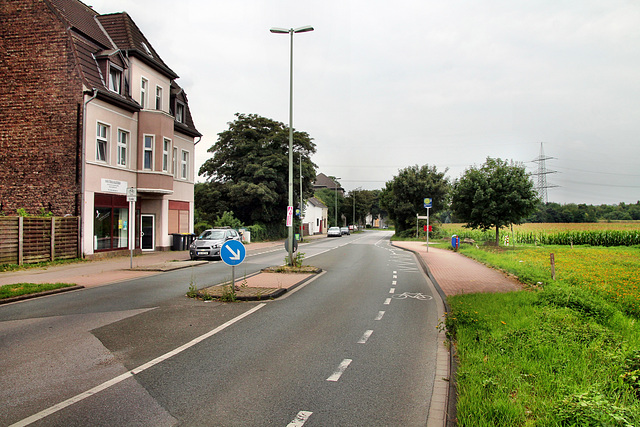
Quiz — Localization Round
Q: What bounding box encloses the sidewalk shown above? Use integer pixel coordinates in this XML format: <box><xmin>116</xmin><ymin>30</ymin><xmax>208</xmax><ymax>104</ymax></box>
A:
<box><xmin>392</xmin><ymin>241</ymin><xmax>521</xmax><ymax>295</ymax></box>
<box><xmin>0</xmin><ymin>235</ymin><xmax>328</xmax><ymax>290</ymax></box>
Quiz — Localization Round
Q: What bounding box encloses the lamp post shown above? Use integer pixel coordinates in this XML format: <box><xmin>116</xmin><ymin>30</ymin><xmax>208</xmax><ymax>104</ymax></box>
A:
<box><xmin>334</xmin><ymin>177</ymin><xmax>341</xmax><ymax>227</ymax></box>
<box><xmin>270</xmin><ymin>25</ymin><xmax>314</xmax><ymax>265</ymax></box>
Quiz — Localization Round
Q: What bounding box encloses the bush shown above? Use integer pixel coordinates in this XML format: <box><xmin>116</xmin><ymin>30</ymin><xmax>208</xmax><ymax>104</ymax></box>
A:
<box><xmin>213</xmin><ymin>211</ymin><xmax>243</xmax><ymax>229</ymax></box>
<box><xmin>194</xmin><ymin>222</ymin><xmax>212</xmax><ymax>235</ymax></box>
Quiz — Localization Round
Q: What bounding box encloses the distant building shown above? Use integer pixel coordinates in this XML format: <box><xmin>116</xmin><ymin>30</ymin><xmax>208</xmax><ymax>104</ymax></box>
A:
<box><xmin>0</xmin><ymin>0</ymin><xmax>201</xmax><ymax>257</ymax></box>
<box><xmin>302</xmin><ymin>197</ymin><xmax>328</xmax><ymax>235</ymax></box>
<box><xmin>313</xmin><ymin>173</ymin><xmax>343</xmax><ymax>195</ymax></box>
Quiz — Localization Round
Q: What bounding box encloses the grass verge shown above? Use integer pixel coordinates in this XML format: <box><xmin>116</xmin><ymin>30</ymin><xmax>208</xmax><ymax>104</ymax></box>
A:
<box><xmin>446</xmin><ymin>244</ymin><xmax>640</xmax><ymax>426</ymax></box>
<box><xmin>1</xmin><ymin>282</ymin><xmax>78</xmax><ymax>299</ymax></box>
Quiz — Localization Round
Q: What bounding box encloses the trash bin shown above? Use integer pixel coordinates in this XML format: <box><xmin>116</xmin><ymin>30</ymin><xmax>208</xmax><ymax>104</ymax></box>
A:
<box><xmin>451</xmin><ymin>235</ymin><xmax>459</xmax><ymax>250</ymax></box>
<box><xmin>171</xmin><ymin>233</ymin><xmax>185</xmax><ymax>251</ymax></box>
<box><xmin>186</xmin><ymin>233</ymin><xmax>196</xmax><ymax>247</ymax></box>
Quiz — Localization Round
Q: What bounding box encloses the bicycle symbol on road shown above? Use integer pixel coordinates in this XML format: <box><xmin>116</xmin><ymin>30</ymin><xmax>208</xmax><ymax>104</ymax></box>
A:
<box><xmin>392</xmin><ymin>292</ymin><xmax>433</xmax><ymax>301</ymax></box>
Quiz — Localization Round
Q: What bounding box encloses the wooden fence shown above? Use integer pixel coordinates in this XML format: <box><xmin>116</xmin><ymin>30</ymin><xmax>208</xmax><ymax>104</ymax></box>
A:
<box><xmin>0</xmin><ymin>217</ymin><xmax>80</xmax><ymax>265</ymax></box>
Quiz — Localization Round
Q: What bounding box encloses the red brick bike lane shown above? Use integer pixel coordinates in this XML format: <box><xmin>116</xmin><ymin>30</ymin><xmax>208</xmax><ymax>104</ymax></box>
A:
<box><xmin>391</xmin><ymin>242</ymin><xmax>522</xmax><ymax>296</ymax></box>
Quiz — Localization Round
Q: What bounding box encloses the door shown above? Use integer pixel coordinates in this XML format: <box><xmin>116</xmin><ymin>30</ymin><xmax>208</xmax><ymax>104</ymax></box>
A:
<box><xmin>141</xmin><ymin>214</ymin><xmax>155</xmax><ymax>251</ymax></box>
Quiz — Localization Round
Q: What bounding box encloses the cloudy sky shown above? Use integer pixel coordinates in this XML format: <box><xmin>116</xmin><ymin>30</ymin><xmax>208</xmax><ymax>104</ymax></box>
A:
<box><xmin>89</xmin><ymin>0</ymin><xmax>640</xmax><ymax>205</ymax></box>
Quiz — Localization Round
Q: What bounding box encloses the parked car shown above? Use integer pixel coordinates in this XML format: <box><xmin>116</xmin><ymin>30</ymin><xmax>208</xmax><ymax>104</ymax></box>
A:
<box><xmin>340</xmin><ymin>226</ymin><xmax>350</xmax><ymax>235</ymax></box>
<box><xmin>328</xmin><ymin>226</ymin><xmax>342</xmax><ymax>237</ymax></box>
<box><xmin>189</xmin><ymin>228</ymin><xmax>241</xmax><ymax>260</ymax></box>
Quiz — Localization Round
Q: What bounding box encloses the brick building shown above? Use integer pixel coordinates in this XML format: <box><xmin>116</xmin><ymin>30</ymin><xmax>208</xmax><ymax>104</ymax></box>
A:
<box><xmin>0</xmin><ymin>0</ymin><xmax>201</xmax><ymax>256</ymax></box>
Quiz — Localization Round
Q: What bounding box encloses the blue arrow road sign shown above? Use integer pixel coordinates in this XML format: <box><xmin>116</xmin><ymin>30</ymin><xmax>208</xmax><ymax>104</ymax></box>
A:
<box><xmin>220</xmin><ymin>240</ymin><xmax>246</xmax><ymax>266</ymax></box>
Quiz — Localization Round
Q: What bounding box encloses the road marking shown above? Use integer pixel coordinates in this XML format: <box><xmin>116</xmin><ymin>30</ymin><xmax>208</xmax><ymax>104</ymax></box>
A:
<box><xmin>327</xmin><ymin>359</ymin><xmax>352</xmax><ymax>382</ymax></box>
<box><xmin>384</xmin><ymin>298</ymin><xmax>391</xmax><ymax>305</ymax></box>
<box><xmin>287</xmin><ymin>411</ymin><xmax>313</xmax><ymax>426</ymax></box>
<box><xmin>392</xmin><ymin>292</ymin><xmax>433</xmax><ymax>301</ymax></box>
<box><xmin>375</xmin><ymin>311</ymin><xmax>385</xmax><ymax>320</ymax></box>
<box><xmin>389</xmin><ymin>288</ymin><xmax>395</xmax><ymax>293</ymax></box>
<box><xmin>393</xmin><ymin>270</ymin><xmax>397</xmax><ymax>274</ymax></box>
<box><xmin>393</xmin><ymin>275</ymin><xmax>397</xmax><ymax>279</ymax></box>
<box><xmin>358</xmin><ymin>330</ymin><xmax>374</xmax><ymax>344</ymax></box>
<box><xmin>392</xmin><ymin>280</ymin><xmax>397</xmax><ymax>285</ymax></box>
<box><xmin>10</xmin><ymin>304</ymin><xmax>267</xmax><ymax>427</ymax></box>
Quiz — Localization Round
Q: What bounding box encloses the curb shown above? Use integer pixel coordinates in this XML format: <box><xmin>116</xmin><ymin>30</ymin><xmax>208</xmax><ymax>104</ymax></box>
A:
<box><xmin>0</xmin><ymin>285</ymin><xmax>85</xmax><ymax>305</ymax></box>
<box><xmin>194</xmin><ymin>269</ymin><xmax>323</xmax><ymax>301</ymax></box>
<box><xmin>391</xmin><ymin>242</ymin><xmax>458</xmax><ymax>427</ymax></box>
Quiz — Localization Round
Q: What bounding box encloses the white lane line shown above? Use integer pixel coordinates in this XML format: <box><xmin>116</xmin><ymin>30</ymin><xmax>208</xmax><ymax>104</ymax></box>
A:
<box><xmin>384</xmin><ymin>298</ymin><xmax>391</xmax><ymax>305</ymax></box>
<box><xmin>393</xmin><ymin>275</ymin><xmax>397</xmax><ymax>279</ymax></box>
<box><xmin>287</xmin><ymin>411</ymin><xmax>313</xmax><ymax>426</ymax></box>
<box><xmin>375</xmin><ymin>311</ymin><xmax>385</xmax><ymax>320</ymax></box>
<box><xmin>10</xmin><ymin>304</ymin><xmax>266</xmax><ymax>427</ymax></box>
<box><xmin>327</xmin><ymin>359</ymin><xmax>352</xmax><ymax>382</ymax></box>
<box><xmin>358</xmin><ymin>330</ymin><xmax>374</xmax><ymax>344</ymax></box>
<box><xmin>392</xmin><ymin>280</ymin><xmax>397</xmax><ymax>285</ymax></box>
<box><xmin>393</xmin><ymin>271</ymin><xmax>397</xmax><ymax>274</ymax></box>
<box><xmin>389</xmin><ymin>288</ymin><xmax>395</xmax><ymax>293</ymax></box>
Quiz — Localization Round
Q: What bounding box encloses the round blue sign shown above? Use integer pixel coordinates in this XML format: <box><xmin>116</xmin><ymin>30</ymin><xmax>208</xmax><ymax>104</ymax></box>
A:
<box><xmin>220</xmin><ymin>240</ymin><xmax>246</xmax><ymax>266</ymax></box>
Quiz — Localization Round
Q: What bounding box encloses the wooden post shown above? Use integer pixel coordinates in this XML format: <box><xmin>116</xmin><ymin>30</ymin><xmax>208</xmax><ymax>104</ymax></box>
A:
<box><xmin>77</xmin><ymin>216</ymin><xmax>82</xmax><ymax>259</ymax></box>
<box><xmin>51</xmin><ymin>217</ymin><xmax>56</xmax><ymax>262</ymax></box>
<box><xmin>18</xmin><ymin>216</ymin><xmax>23</xmax><ymax>266</ymax></box>
<box><xmin>550</xmin><ymin>253</ymin><xmax>556</xmax><ymax>280</ymax></box>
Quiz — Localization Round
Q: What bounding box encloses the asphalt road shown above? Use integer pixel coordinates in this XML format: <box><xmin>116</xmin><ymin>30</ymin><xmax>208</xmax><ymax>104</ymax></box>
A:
<box><xmin>0</xmin><ymin>231</ymin><xmax>443</xmax><ymax>426</ymax></box>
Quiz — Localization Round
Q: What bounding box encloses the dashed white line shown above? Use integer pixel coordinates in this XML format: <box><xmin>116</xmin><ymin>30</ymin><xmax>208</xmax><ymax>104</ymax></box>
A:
<box><xmin>327</xmin><ymin>359</ymin><xmax>352</xmax><ymax>382</ymax></box>
<box><xmin>389</xmin><ymin>288</ymin><xmax>395</xmax><ymax>293</ymax></box>
<box><xmin>287</xmin><ymin>411</ymin><xmax>313</xmax><ymax>426</ymax></box>
<box><xmin>393</xmin><ymin>275</ymin><xmax>397</xmax><ymax>279</ymax></box>
<box><xmin>358</xmin><ymin>330</ymin><xmax>374</xmax><ymax>344</ymax></box>
<box><xmin>375</xmin><ymin>311</ymin><xmax>385</xmax><ymax>320</ymax></box>
<box><xmin>392</xmin><ymin>280</ymin><xmax>397</xmax><ymax>285</ymax></box>
<box><xmin>384</xmin><ymin>298</ymin><xmax>391</xmax><ymax>305</ymax></box>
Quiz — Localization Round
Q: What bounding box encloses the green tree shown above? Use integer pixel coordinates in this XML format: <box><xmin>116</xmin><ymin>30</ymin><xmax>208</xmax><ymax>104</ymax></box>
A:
<box><xmin>315</xmin><ymin>187</ymin><xmax>344</xmax><ymax>227</ymax></box>
<box><xmin>451</xmin><ymin>157</ymin><xmax>539</xmax><ymax>245</ymax></box>
<box><xmin>380</xmin><ymin>164</ymin><xmax>449</xmax><ymax>235</ymax></box>
<box><xmin>198</xmin><ymin>113</ymin><xmax>317</xmax><ymax>236</ymax></box>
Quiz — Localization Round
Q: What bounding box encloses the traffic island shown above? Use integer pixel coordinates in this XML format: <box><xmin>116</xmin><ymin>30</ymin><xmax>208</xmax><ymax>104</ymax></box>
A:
<box><xmin>194</xmin><ymin>267</ymin><xmax>322</xmax><ymax>301</ymax></box>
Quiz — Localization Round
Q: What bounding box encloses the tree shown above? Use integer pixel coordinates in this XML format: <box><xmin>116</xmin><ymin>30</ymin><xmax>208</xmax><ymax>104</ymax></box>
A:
<box><xmin>451</xmin><ymin>157</ymin><xmax>539</xmax><ymax>245</ymax></box>
<box><xmin>198</xmin><ymin>113</ymin><xmax>317</xmax><ymax>236</ymax></box>
<box><xmin>315</xmin><ymin>187</ymin><xmax>344</xmax><ymax>228</ymax></box>
<box><xmin>380</xmin><ymin>165</ymin><xmax>449</xmax><ymax>235</ymax></box>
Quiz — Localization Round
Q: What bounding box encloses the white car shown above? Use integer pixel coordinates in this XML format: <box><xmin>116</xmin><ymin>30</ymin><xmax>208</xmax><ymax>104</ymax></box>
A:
<box><xmin>327</xmin><ymin>227</ymin><xmax>342</xmax><ymax>237</ymax></box>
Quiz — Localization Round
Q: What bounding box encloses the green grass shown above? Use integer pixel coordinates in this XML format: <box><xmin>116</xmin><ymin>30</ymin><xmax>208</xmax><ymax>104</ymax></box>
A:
<box><xmin>0</xmin><ymin>282</ymin><xmax>77</xmax><ymax>299</ymax></box>
<box><xmin>447</xmin><ymin>245</ymin><xmax>640</xmax><ymax>426</ymax></box>
<box><xmin>0</xmin><ymin>257</ymin><xmax>85</xmax><ymax>273</ymax></box>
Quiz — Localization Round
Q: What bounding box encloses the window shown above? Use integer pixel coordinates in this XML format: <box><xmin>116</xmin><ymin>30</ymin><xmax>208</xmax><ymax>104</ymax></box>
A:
<box><xmin>117</xmin><ymin>130</ymin><xmax>128</xmax><ymax>167</ymax></box>
<box><xmin>96</xmin><ymin>123</ymin><xmax>108</xmax><ymax>162</ymax></box>
<box><xmin>140</xmin><ymin>78</ymin><xmax>148</xmax><ymax>108</ymax></box>
<box><xmin>144</xmin><ymin>135</ymin><xmax>154</xmax><ymax>170</ymax></box>
<box><xmin>162</xmin><ymin>138</ymin><xmax>170</xmax><ymax>172</ymax></box>
<box><xmin>108</xmin><ymin>66</ymin><xmax>122</xmax><ymax>93</ymax></box>
<box><xmin>176</xmin><ymin>102</ymin><xmax>184</xmax><ymax>123</ymax></box>
<box><xmin>173</xmin><ymin>147</ymin><xmax>178</xmax><ymax>177</ymax></box>
<box><xmin>181</xmin><ymin>150</ymin><xmax>189</xmax><ymax>180</ymax></box>
<box><xmin>155</xmin><ymin>86</ymin><xmax>163</xmax><ymax>110</ymax></box>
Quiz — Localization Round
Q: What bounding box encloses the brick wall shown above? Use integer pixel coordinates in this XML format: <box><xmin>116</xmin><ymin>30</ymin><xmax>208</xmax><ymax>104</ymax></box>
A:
<box><xmin>0</xmin><ymin>0</ymin><xmax>84</xmax><ymax>216</ymax></box>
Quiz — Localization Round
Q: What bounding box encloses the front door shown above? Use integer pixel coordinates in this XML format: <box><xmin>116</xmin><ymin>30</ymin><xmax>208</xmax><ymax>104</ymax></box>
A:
<box><xmin>141</xmin><ymin>214</ymin><xmax>154</xmax><ymax>251</ymax></box>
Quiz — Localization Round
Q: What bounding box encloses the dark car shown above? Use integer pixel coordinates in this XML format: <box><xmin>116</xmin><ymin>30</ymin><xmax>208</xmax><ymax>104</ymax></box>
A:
<box><xmin>189</xmin><ymin>228</ymin><xmax>241</xmax><ymax>260</ymax></box>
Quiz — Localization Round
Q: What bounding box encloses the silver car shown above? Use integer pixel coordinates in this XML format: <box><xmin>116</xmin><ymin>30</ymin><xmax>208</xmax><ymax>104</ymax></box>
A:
<box><xmin>327</xmin><ymin>226</ymin><xmax>342</xmax><ymax>237</ymax></box>
<box><xmin>189</xmin><ymin>228</ymin><xmax>241</xmax><ymax>260</ymax></box>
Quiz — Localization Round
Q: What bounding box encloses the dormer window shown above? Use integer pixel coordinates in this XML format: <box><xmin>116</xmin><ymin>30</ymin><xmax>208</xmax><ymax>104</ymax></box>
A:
<box><xmin>176</xmin><ymin>102</ymin><xmax>184</xmax><ymax>123</ymax></box>
<box><xmin>108</xmin><ymin>65</ymin><xmax>122</xmax><ymax>94</ymax></box>
<box><xmin>141</xmin><ymin>42</ymin><xmax>153</xmax><ymax>57</ymax></box>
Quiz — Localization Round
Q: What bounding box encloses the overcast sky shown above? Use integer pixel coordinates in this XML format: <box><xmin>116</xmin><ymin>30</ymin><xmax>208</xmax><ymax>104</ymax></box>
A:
<box><xmin>89</xmin><ymin>0</ymin><xmax>640</xmax><ymax>205</ymax></box>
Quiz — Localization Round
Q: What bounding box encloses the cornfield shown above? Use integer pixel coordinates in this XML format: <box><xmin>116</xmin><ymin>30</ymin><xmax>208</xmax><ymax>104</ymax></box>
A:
<box><xmin>441</xmin><ymin>223</ymin><xmax>640</xmax><ymax>247</ymax></box>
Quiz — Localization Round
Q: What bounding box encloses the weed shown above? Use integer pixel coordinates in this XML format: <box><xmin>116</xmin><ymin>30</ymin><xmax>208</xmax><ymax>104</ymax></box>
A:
<box><xmin>555</xmin><ymin>389</ymin><xmax>638</xmax><ymax>426</ymax></box>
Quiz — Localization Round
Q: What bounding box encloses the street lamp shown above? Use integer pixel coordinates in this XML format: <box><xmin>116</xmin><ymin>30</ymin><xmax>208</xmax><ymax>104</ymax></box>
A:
<box><xmin>270</xmin><ymin>25</ymin><xmax>314</xmax><ymax>265</ymax></box>
<box><xmin>334</xmin><ymin>177</ymin><xmax>341</xmax><ymax>227</ymax></box>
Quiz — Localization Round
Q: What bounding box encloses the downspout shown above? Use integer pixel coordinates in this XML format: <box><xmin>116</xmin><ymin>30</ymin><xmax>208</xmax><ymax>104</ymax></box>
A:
<box><xmin>81</xmin><ymin>88</ymin><xmax>98</xmax><ymax>258</ymax></box>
